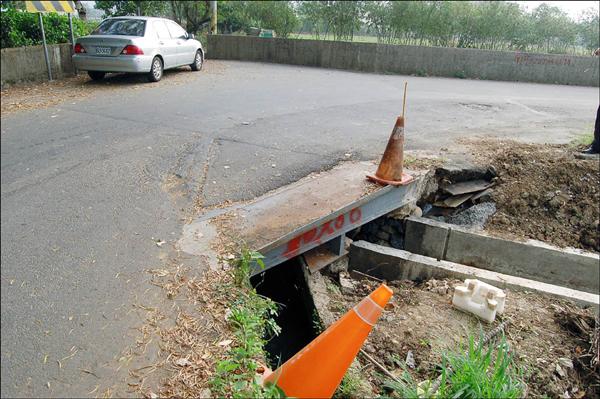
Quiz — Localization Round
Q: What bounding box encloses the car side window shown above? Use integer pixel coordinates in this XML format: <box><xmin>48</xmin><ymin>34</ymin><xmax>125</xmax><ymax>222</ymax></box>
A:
<box><xmin>154</xmin><ymin>21</ymin><xmax>171</xmax><ymax>39</ymax></box>
<box><xmin>166</xmin><ymin>21</ymin><xmax>187</xmax><ymax>39</ymax></box>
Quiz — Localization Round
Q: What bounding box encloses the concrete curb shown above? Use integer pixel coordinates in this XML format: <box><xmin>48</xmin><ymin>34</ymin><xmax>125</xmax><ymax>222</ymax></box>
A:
<box><xmin>349</xmin><ymin>240</ymin><xmax>599</xmax><ymax>308</ymax></box>
<box><xmin>405</xmin><ymin>216</ymin><xmax>600</xmax><ymax>294</ymax></box>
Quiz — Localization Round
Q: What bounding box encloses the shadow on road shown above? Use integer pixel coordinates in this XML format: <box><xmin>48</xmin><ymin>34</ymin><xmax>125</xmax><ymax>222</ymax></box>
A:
<box><xmin>84</xmin><ymin>67</ymin><xmax>192</xmax><ymax>86</ymax></box>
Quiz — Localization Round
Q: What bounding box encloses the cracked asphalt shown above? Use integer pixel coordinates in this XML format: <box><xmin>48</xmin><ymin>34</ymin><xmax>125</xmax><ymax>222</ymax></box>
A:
<box><xmin>1</xmin><ymin>60</ymin><xmax>598</xmax><ymax>397</ymax></box>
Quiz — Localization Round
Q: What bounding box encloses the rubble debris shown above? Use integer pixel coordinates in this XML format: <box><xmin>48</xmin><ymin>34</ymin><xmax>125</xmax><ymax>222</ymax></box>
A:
<box><xmin>445</xmin><ymin>202</ymin><xmax>496</xmax><ymax>230</ymax></box>
<box><xmin>405</xmin><ymin>350</ymin><xmax>416</xmax><ymax>369</ymax></box>
<box><xmin>424</xmin><ymin>279</ymin><xmax>450</xmax><ymax>295</ymax></box>
<box><xmin>338</xmin><ymin>272</ymin><xmax>356</xmax><ymax>294</ymax></box>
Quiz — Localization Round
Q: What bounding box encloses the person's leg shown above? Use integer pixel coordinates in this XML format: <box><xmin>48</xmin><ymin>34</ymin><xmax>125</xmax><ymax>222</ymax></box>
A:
<box><xmin>592</xmin><ymin>106</ymin><xmax>600</xmax><ymax>153</ymax></box>
<box><xmin>582</xmin><ymin>106</ymin><xmax>600</xmax><ymax>154</ymax></box>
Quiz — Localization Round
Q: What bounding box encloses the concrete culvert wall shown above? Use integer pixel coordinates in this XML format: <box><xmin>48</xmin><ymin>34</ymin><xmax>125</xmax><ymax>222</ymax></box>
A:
<box><xmin>250</xmin><ymin>257</ymin><xmax>319</xmax><ymax>367</ymax></box>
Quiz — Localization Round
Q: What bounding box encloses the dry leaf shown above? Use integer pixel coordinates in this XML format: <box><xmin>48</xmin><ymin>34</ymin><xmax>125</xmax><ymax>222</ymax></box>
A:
<box><xmin>217</xmin><ymin>339</ymin><xmax>232</xmax><ymax>347</ymax></box>
<box><xmin>175</xmin><ymin>358</ymin><xmax>191</xmax><ymax>367</ymax></box>
<box><xmin>79</xmin><ymin>368</ymin><xmax>99</xmax><ymax>378</ymax></box>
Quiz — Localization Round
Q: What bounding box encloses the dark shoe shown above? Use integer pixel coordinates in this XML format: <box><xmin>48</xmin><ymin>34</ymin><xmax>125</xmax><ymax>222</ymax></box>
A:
<box><xmin>576</xmin><ymin>147</ymin><xmax>600</xmax><ymax>160</ymax></box>
<box><xmin>581</xmin><ymin>146</ymin><xmax>599</xmax><ymax>155</ymax></box>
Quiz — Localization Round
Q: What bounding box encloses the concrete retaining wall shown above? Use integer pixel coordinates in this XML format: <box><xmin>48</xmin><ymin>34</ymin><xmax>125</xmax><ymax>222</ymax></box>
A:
<box><xmin>208</xmin><ymin>35</ymin><xmax>599</xmax><ymax>87</ymax></box>
<box><xmin>349</xmin><ymin>240</ymin><xmax>598</xmax><ymax>308</ymax></box>
<box><xmin>1</xmin><ymin>43</ymin><xmax>74</xmax><ymax>86</ymax></box>
<box><xmin>404</xmin><ymin>216</ymin><xmax>600</xmax><ymax>294</ymax></box>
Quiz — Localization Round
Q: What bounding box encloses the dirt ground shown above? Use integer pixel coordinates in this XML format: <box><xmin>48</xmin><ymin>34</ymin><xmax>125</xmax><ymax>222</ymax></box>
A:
<box><xmin>320</xmin><ymin>271</ymin><xmax>599</xmax><ymax>398</ymax></box>
<box><xmin>464</xmin><ymin>139</ymin><xmax>600</xmax><ymax>253</ymax></box>
<box><xmin>0</xmin><ymin>61</ymin><xmax>228</xmax><ymax>116</ymax></box>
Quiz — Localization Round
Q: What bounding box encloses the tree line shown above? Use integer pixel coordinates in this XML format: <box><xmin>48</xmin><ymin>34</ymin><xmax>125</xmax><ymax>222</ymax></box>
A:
<box><xmin>298</xmin><ymin>1</ymin><xmax>599</xmax><ymax>54</ymax></box>
<box><xmin>2</xmin><ymin>1</ymin><xmax>598</xmax><ymax>55</ymax></box>
<box><xmin>100</xmin><ymin>0</ymin><xmax>598</xmax><ymax>55</ymax></box>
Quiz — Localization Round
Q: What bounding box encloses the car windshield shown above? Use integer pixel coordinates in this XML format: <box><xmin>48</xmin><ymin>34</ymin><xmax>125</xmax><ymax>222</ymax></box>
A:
<box><xmin>92</xmin><ymin>19</ymin><xmax>146</xmax><ymax>36</ymax></box>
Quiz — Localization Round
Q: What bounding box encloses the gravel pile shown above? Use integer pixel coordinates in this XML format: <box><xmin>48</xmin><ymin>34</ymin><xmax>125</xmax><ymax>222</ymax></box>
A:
<box><xmin>446</xmin><ymin>202</ymin><xmax>496</xmax><ymax>230</ymax></box>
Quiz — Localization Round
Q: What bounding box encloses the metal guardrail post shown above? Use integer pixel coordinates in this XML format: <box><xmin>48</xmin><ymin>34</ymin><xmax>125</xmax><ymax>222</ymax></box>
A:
<box><xmin>38</xmin><ymin>13</ymin><xmax>52</xmax><ymax>81</ymax></box>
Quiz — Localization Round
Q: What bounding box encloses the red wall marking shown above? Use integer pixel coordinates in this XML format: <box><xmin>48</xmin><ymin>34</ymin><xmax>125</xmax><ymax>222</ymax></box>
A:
<box><xmin>283</xmin><ymin>207</ymin><xmax>363</xmax><ymax>258</ymax></box>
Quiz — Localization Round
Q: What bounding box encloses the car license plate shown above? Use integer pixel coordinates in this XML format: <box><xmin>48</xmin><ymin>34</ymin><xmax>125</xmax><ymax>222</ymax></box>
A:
<box><xmin>95</xmin><ymin>46</ymin><xmax>111</xmax><ymax>55</ymax></box>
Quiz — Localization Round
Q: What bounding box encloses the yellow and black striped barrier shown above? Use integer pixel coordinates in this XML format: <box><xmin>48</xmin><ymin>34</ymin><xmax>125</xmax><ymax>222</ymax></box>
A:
<box><xmin>25</xmin><ymin>1</ymin><xmax>76</xmax><ymax>13</ymax></box>
<box><xmin>25</xmin><ymin>1</ymin><xmax>78</xmax><ymax>81</ymax></box>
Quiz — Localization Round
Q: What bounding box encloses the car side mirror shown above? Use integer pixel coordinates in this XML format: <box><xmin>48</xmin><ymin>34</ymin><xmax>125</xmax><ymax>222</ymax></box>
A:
<box><xmin>187</xmin><ymin>33</ymin><xmax>195</xmax><ymax>40</ymax></box>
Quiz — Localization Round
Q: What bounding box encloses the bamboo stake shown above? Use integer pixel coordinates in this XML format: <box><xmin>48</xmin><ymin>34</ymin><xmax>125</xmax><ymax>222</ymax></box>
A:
<box><xmin>402</xmin><ymin>82</ymin><xmax>408</xmax><ymax>118</ymax></box>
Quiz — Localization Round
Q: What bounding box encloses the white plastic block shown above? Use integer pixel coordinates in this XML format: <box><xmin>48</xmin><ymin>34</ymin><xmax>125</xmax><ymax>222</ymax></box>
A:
<box><xmin>452</xmin><ymin>279</ymin><xmax>506</xmax><ymax>323</ymax></box>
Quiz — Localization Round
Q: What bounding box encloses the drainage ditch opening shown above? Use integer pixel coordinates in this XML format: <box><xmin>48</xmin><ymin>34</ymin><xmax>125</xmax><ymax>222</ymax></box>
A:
<box><xmin>250</xmin><ymin>256</ymin><xmax>319</xmax><ymax>368</ymax></box>
<box><xmin>351</xmin><ymin>163</ymin><xmax>500</xmax><ymax>249</ymax></box>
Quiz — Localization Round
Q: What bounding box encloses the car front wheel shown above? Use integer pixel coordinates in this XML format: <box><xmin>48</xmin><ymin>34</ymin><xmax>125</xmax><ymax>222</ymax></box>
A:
<box><xmin>190</xmin><ymin>50</ymin><xmax>203</xmax><ymax>71</ymax></box>
<box><xmin>88</xmin><ymin>71</ymin><xmax>105</xmax><ymax>81</ymax></box>
<box><xmin>148</xmin><ymin>56</ymin><xmax>163</xmax><ymax>82</ymax></box>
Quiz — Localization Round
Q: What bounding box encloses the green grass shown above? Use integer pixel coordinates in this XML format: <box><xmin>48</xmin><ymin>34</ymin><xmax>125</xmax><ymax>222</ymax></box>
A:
<box><xmin>385</xmin><ymin>334</ymin><xmax>524</xmax><ymax>398</ymax></box>
<box><xmin>334</xmin><ymin>366</ymin><xmax>364</xmax><ymax>399</ymax></box>
<box><xmin>571</xmin><ymin>131</ymin><xmax>594</xmax><ymax>147</ymax></box>
<box><xmin>211</xmin><ymin>249</ymin><xmax>285</xmax><ymax>398</ymax></box>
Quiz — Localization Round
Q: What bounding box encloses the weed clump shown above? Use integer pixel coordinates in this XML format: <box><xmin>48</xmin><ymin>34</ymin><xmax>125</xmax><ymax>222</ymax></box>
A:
<box><xmin>211</xmin><ymin>249</ymin><xmax>285</xmax><ymax>398</ymax></box>
<box><xmin>385</xmin><ymin>334</ymin><xmax>524</xmax><ymax>398</ymax></box>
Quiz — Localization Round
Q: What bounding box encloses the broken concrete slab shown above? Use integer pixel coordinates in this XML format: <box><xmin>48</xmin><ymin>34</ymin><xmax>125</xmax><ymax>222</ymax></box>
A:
<box><xmin>404</xmin><ymin>216</ymin><xmax>600</xmax><ymax>294</ymax></box>
<box><xmin>436</xmin><ymin>161</ymin><xmax>497</xmax><ymax>183</ymax></box>
<box><xmin>349</xmin><ymin>240</ymin><xmax>599</xmax><ymax>308</ymax></box>
<box><xmin>472</xmin><ymin>188</ymin><xmax>493</xmax><ymax>202</ymax></box>
<box><xmin>441</xmin><ymin>179</ymin><xmax>493</xmax><ymax>196</ymax></box>
<box><xmin>434</xmin><ymin>192</ymin><xmax>474</xmax><ymax>208</ymax></box>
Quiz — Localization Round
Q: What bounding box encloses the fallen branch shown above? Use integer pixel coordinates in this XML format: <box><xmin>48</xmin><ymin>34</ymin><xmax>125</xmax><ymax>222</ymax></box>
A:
<box><xmin>359</xmin><ymin>349</ymin><xmax>399</xmax><ymax>383</ymax></box>
<box><xmin>351</xmin><ymin>270</ymin><xmax>384</xmax><ymax>283</ymax></box>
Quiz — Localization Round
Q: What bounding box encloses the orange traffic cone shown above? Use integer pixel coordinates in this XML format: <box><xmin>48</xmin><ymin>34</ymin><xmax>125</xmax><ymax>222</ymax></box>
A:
<box><xmin>367</xmin><ymin>116</ymin><xmax>413</xmax><ymax>186</ymax></box>
<box><xmin>264</xmin><ymin>284</ymin><xmax>393</xmax><ymax>398</ymax></box>
<box><xmin>368</xmin><ymin>82</ymin><xmax>413</xmax><ymax>186</ymax></box>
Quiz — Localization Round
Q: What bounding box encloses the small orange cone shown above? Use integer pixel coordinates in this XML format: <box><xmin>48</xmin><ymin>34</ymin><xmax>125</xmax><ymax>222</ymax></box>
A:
<box><xmin>367</xmin><ymin>116</ymin><xmax>413</xmax><ymax>186</ymax></box>
<box><xmin>368</xmin><ymin>82</ymin><xmax>413</xmax><ymax>186</ymax></box>
<box><xmin>264</xmin><ymin>284</ymin><xmax>393</xmax><ymax>398</ymax></box>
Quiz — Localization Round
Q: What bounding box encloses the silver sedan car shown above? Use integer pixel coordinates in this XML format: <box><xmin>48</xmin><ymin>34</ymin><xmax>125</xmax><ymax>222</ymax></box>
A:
<box><xmin>73</xmin><ymin>16</ymin><xmax>204</xmax><ymax>82</ymax></box>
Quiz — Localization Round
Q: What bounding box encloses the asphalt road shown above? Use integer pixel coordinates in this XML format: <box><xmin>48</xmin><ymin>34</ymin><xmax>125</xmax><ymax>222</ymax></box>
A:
<box><xmin>1</xmin><ymin>61</ymin><xmax>598</xmax><ymax>397</ymax></box>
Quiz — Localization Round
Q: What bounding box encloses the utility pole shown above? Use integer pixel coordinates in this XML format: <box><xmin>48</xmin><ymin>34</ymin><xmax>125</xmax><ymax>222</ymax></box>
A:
<box><xmin>210</xmin><ymin>0</ymin><xmax>217</xmax><ymax>34</ymax></box>
<box><xmin>136</xmin><ymin>1</ymin><xmax>141</xmax><ymax>16</ymax></box>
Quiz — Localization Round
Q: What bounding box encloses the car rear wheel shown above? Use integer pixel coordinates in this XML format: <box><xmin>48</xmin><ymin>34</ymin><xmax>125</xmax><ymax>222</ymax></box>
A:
<box><xmin>148</xmin><ymin>56</ymin><xmax>163</xmax><ymax>82</ymax></box>
<box><xmin>88</xmin><ymin>71</ymin><xmax>106</xmax><ymax>81</ymax></box>
<box><xmin>190</xmin><ymin>50</ymin><xmax>203</xmax><ymax>71</ymax></box>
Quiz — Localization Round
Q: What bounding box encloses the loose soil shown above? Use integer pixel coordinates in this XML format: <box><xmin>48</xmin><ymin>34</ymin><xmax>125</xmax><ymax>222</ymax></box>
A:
<box><xmin>0</xmin><ymin>60</ymin><xmax>228</xmax><ymax>116</ymax></box>
<box><xmin>320</xmin><ymin>272</ymin><xmax>599</xmax><ymax>398</ymax></box>
<box><xmin>466</xmin><ymin>139</ymin><xmax>599</xmax><ymax>253</ymax></box>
